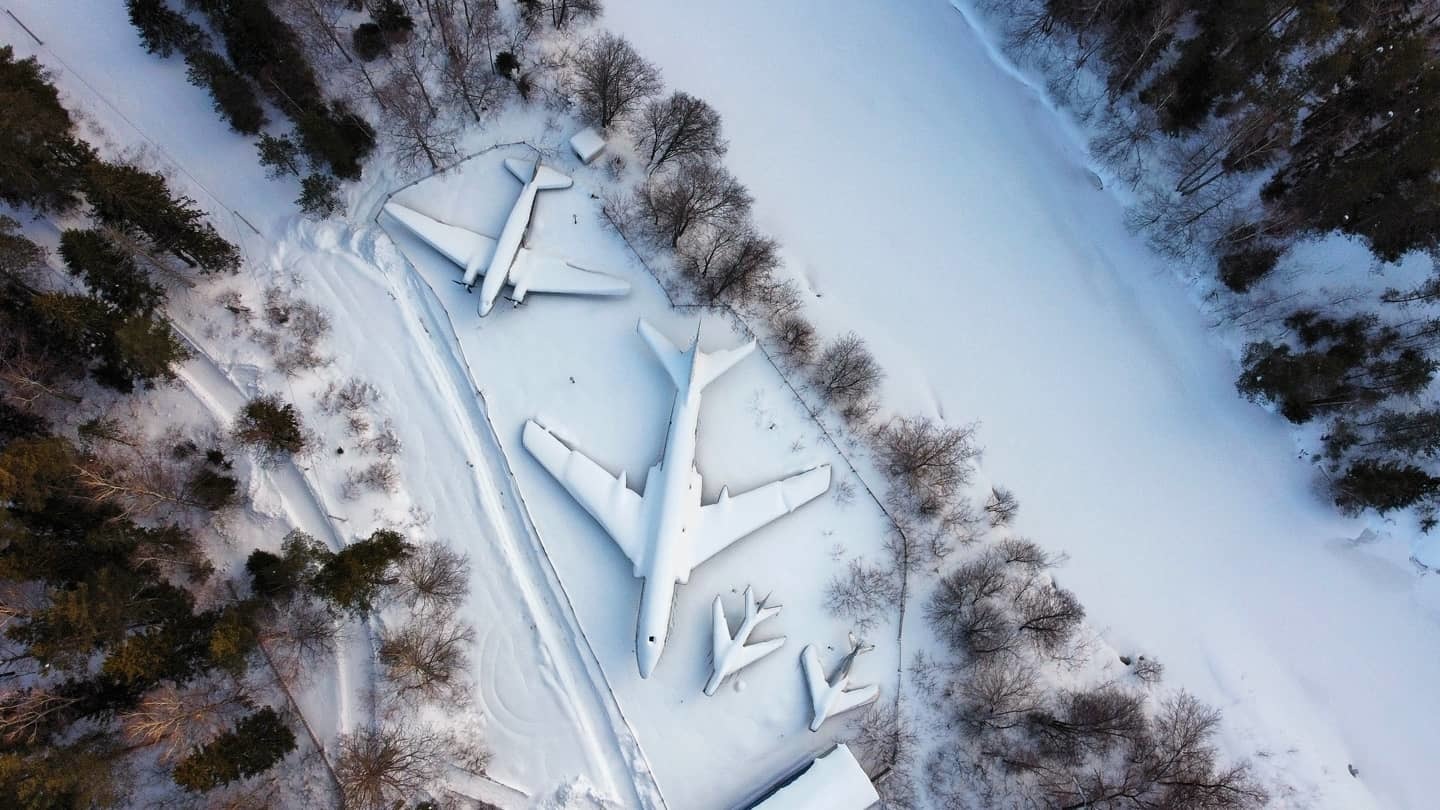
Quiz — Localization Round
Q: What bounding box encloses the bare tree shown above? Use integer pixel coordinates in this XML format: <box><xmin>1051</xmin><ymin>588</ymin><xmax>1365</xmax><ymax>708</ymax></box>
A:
<box><xmin>334</xmin><ymin>725</ymin><xmax>445</xmax><ymax>810</ymax></box>
<box><xmin>993</xmin><ymin>536</ymin><xmax>1053</xmax><ymax>574</ymax></box>
<box><xmin>572</xmin><ymin>31</ymin><xmax>661</xmax><ymax>129</ymax></box>
<box><xmin>680</xmin><ymin>222</ymin><xmax>780</xmax><ymax>306</ymax></box>
<box><xmin>1131</xmin><ymin>655</ymin><xmax>1165</xmax><ymax>685</ymax></box>
<box><xmin>394</xmin><ymin>541</ymin><xmax>470</xmax><ymax>614</ymax></box>
<box><xmin>984</xmin><ymin>485</ymin><xmax>1019</xmax><ymax>527</ymax></box>
<box><xmin>773</xmin><ymin>313</ymin><xmax>818</xmax><ymax>362</ymax></box>
<box><xmin>377</xmin><ymin>616</ymin><xmax>474</xmax><ymax>700</ymax></box>
<box><xmin>925</xmin><ymin>553</ymin><xmax>1018</xmax><ymax>659</ymax></box>
<box><xmin>638</xmin><ymin>157</ymin><xmax>752</xmax><ymax>248</ymax></box>
<box><xmin>875</xmin><ymin>416</ymin><xmax>981</xmax><ymax>515</ymax></box>
<box><xmin>634</xmin><ymin>91</ymin><xmax>726</xmax><ymax>172</ymax></box>
<box><xmin>433</xmin><ymin>0</ymin><xmax>509</xmax><ymax>122</ymax></box>
<box><xmin>812</xmin><ymin>332</ymin><xmax>884</xmax><ymax>406</ymax></box>
<box><xmin>521</xmin><ymin>0</ymin><xmax>602</xmax><ymax>31</ymax></box>
<box><xmin>1012</xmin><ymin>580</ymin><xmax>1085</xmax><ymax>654</ymax></box>
<box><xmin>376</xmin><ymin>43</ymin><xmax>462</xmax><ymax>173</ymax></box>
<box><xmin>258</xmin><ymin>598</ymin><xmax>338</xmax><ymax>685</ymax></box>
<box><xmin>0</xmin><ymin>687</ymin><xmax>80</xmax><ymax>747</ymax></box>
<box><xmin>119</xmin><ymin>680</ymin><xmax>251</xmax><ymax>762</ymax></box>
<box><xmin>957</xmin><ymin>657</ymin><xmax>1039</xmax><ymax>732</ymax></box>
<box><xmin>824</xmin><ymin>558</ymin><xmax>899</xmax><ymax>633</ymax></box>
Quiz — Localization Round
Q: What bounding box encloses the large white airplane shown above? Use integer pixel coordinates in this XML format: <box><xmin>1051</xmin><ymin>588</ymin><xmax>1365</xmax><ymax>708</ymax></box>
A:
<box><xmin>802</xmin><ymin>636</ymin><xmax>880</xmax><ymax>732</ymax></box>
<box><xmin>705</xmin><ymin>586</ymin><xmax>785</xmax><ymax>696</ymax></box>
<box><xmin>382</xmin><ymin>157</ymin><xmax>630</xmax><ymax>316</ymax></box>
<box><xmin>522</xmin><ymin>319</ymin><xmax>831</xmax><ymax>678</ymax></box>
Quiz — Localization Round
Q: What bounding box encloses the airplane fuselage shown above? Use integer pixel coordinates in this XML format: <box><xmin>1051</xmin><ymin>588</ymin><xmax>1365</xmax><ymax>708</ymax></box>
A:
<box><xmin>635</xmin><ymin>372</ymin><xmax>706</xmax><ymax>678</ymax></box>
<box><xmin>469</xmin><ymin>176</ymin><xmax>542</xmax><ymax>315</ymax></box>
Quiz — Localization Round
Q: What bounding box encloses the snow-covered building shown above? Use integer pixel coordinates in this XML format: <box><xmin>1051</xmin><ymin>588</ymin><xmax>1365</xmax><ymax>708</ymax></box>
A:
<box><xmin>569</xmin><ymin>126</ymin><xmax>607</xmax><ymax>164</ymax></box>
<box><xmin>737</xmin><ymin>744</ymin><xmax>878</xmax><ymax>810</ymax></box>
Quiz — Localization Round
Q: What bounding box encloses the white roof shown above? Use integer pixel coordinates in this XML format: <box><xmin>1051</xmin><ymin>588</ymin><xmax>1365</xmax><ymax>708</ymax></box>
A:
<box><xmin>569</xmin><ymin>127</ymin><xmax>607</xmax><ymax>163</ymax></box>
<box><xmin>748</xmin><ymin>745</ymin><xmax>878</xmax><ymax>810</ymax></box>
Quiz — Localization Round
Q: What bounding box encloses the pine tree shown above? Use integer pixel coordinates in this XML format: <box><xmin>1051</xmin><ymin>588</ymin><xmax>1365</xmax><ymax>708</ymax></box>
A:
<box><xmin>297</xmin><ymin>173</ymin><xmax>341</xmax><ymax>217</ymax></box>
<box><xmin>310</xmin><ymin>529</ymin><xmax>412</xmax><ymax>615</ymax></box>
<box><xmin>184</xmin><ymin>50</ymin><xmax>267</xmax><ymax>135</ymax></box>
<box><xmin>58</xmin><ymin>229</ymin><xmax>165</xmax><ymax>316</ymax></box>
<box><xmin>171</xmin><ymin>707</ymin><xmax>295</xmax><ymax>791</ymax></box>
<box><xmin>126</xmin><ymin>0</ymin><xmax>208</xmax><ymax>58</ymax></box>
<box><xmin>0</xmin><ymin>46</ymin><xmax>95</xmax><ymax>212</ymax></box>
<box><xmin>257</xmin><ymin>133</ymin><xmax>304</xmax><ymax>178</ymax></box>
<box><xmin>1334</xmin><ymin>458</ymin><xmax>1440</xmax><ymax>515</ymax></box>
<box><xmin>83</xmin><ymin>161</ymin><xmax>240</xmax><ymax>273</ymax></box>
<box><xmin>233</xmin><ymin>395</ymin><xmax>308</xmax><ymax>457</ymax></box>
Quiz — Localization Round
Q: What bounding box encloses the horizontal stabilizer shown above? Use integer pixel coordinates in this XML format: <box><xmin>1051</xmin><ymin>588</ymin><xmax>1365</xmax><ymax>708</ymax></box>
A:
<box><xmin>637</xmin><ymin>319</ymin><xmax>757</xmax><ymax>394</ymax></box>
<box><xmin>504</xmin><ymin>157</ymin><xmax>573</xmax><ymax>190</ymax></box>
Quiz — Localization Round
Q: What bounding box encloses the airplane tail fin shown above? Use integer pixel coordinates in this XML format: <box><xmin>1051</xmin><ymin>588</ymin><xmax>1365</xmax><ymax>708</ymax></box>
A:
<box><xmin>638</xmin><ymin>319</ymin><xmax>756</xmax><ymax>394</ymax></box>
<box><xmin>503</xmin><ymin>156</ymin><xmax>573</xmax><ymax>190</ymax></box>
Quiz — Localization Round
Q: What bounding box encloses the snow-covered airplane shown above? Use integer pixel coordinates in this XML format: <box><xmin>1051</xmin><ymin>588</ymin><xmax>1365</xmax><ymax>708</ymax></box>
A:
<box><xmin>382</xmin><ymin>157</ymin><xmax>630</xmax><ymax>316</ymax></box>
<box><xmin>802</xmin><ymin>636</ymin><xmax>880</xmax><ymax>732</ymax></box>
<box><xmin>522</xmin><ymin>319</ymin><xmax>831</xmax><ymax>678</ymax></box>
<box><xmin>705</xmin><ymin>586</ymin><xmax>785</xmax><ymax>696</ymax></box>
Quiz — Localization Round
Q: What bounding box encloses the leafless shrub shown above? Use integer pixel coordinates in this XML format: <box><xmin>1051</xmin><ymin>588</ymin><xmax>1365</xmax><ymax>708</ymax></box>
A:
<box><xmin>572</xmin><ymin>31</ymin><xmax>661</xmax><ymax>129</ymax></box>
<box><xmin>875</xmin><ymin>416</ymin><xmax>981</xmax><ymax>515</ymax></box>
<box><xmin>334</xmin><ymin>725</ymin><xmax>445</xmax><ymax>810</ymax></box>
<box><xmin>257</xmin><ymin>287</ymin><xmax>331</xmax><ymax>374</ymax></box>
<box><xmin>1012</xmin><ymin>579</ymin><xmax>1085</xmax><ymax>654</ymax></box>
<box><xmin>637</xmin><ymin>158</ymin><xmax>752</xmax><ymax>249</ymax></box>
<box><xmin>319</xmin><ymin>377</ymin><xmax>379</xmax><ymax>415</ymax></box>
<box><xmin>831</xmin><ymin>477</ymin><xmax>856</xmax><ymax>507</ymax></box>
<box><xmin>395</xmin><ymin>541</ymin><xmax>470</xmax><ymax>614</ymax></box>
<box><xmin>345</xmin><ymin>412</ymin><xmax>371</xmax><ymax>437</ymax></box>
<box><xmin>633</xmin><ymin>91</ymin><xmax>726</xmax><ymax>172</ymax></box>
<box><xmin>363</xmin><ymin>423</ymin><xmax>403</xmax><ymax>458</ymax></box>
<box><xmin>956</xmin><ymin>657</ymin><xmax>1039</xmax><ymax>732</ymax></box>
<box><xmin>825</xmin><ymin>558</ymin><xmax>899</xmax><ymax>633</ymax></box>
<box><xmin>343</xmin><ymin>460</ymin><xmax>400</xmax><ymax>499</ymax></box>
<box><xmin>772</xmin><ymin>313</ymin><xmax>818</xmax><ymax>363</ymax></box>
<box><xmin>812</xmin><ymin>332</ymin><xmax>884</xmax><ymax>407</ymax></box>
<box><xmin>119</xmin><ymin>680</ymin><xmax>251</xmax><ymax>763</ymax></box>
<box><xmin>985</xmin><ymin>485</ymin><xmax>1019</xmax><ymax>527</ymax></box>
<box><xmin>378</xmin><ymin>617</ymin><xmax>475</xmax><ymax>701</ymax></box>
<box><xmin>1131</xmin><ymin>655</ymin><xmax>1165</xmax><ymax>685</ymax></box>
<box><xmin>444</xmin><ymin>729</ymin><xmax>493</xmax><ymax>775</ymax></box>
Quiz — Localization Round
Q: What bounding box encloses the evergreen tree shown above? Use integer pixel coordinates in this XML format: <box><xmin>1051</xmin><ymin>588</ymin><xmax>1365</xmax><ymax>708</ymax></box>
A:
<box><xmin>233</xmin><ymin>395</ymin><xmax>308</xmax><ymax>457</ymax></box>
<box><xmin>83</xmin><ymin>161</ymin><xmax>240</xmax><ymax>273</ymax></box>
<box><xmin>1334</xmin><ymin>458</ymin><xmax>1440</xmax><ymax>515</ymax></box>
<box><xmin>58</xmin><ymin>229</ymin><xmax>165</xmax><ymax>316</ymax></box>
<box><xmin>352</xmin><ymin>22</ymin><xmax>389</xmax><ymax>61</ymax></box>
<box><xmin>247</xmin><ymin>530</ymin><xmax>325</xmax><ymax>601</ymax></box>
<box><xmin>171</xmin><ymin>707</ymin><xmax>295</xmax><ymax>792</ymax></box>
<box><xmin>184</xmin><ymin>50</ymin><xmax>267</xmax><ymax>135</ymax></box>
<box><xmin>256</xmin><ymin>132</ymin><xmax>303</xmax><ymax>178</ymax></box>
<box><xmin>295</xmin><ymin>103</ymin><xmax>376</xmax><ymax>180</ymax></box>
<box><xmin>0</xmin><ymin>46</ymin><xmax>95</xmax><ymax>212</ymax></box>
<box><xmin>311</xmin><ymin>529</ymin><xmax>411</xmax><ymax>614</ymax></box>
<box><xmin>126</xmin><ymin>0</ymin><xmax>208</xmax><ymax>58</ymax></box>
<box><xmin>297</xmin><ymin>173</ymin><xmax>341</xmax><ymax>217</ymax></box>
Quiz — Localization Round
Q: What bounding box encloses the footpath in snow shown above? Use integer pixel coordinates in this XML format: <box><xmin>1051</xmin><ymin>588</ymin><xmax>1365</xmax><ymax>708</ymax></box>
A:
<box><xmin>603</xmin><ymin>1</ymin><xmax>1440</xmax><ymax>807</ymax></box>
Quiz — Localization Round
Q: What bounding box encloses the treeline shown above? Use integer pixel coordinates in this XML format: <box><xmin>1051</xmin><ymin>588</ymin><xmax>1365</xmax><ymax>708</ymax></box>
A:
<box><xmin>1006</xmin><ymin>0</ymin><xmax>1440</xmax><ymax>522</ymax></box>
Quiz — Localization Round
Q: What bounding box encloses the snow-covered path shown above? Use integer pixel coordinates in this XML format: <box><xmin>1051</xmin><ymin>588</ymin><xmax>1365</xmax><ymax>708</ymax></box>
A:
<box><xmin>605</xmin><ymin>1</ymin><xmax>1440</xmax><ymax>807</ymax></box>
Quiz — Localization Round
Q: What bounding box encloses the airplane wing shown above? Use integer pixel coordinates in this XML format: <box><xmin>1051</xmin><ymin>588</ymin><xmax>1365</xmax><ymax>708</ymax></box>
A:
<box><xmin>522</xmin><ymin>421</ymin><xmax>646</xmax><ymax>569</ymax></box>
<box><xmin>831</xmin><ymin>683</ymin><xmax>881</xmax><ymax>718</ymax></box>
<box><xmin>730</xmin><ymin>636</ymin><xmax>786</xmax><ymax>672</ymax></box>
<box><xmin>690</xmin><ymin>465</ymin><xmax>832</xmax><ymax>569</ymax></box>
<box><xmin>383</xmin><ymin>202</ymin><xmax>498</xmax><ymax>272</ymax></box>
<box><xmin>511</xmin><ymin>248</ymin><xmax>631</xmax><ymax>298</ymax></box>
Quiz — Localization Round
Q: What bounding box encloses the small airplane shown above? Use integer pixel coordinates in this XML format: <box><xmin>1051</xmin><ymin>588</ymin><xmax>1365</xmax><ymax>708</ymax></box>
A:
<box><xmin>801</xmin><ymin>635</ymin><xmax>880</xmax><ymax>732</ymax></box>
<box><xmin>705</xmin><ymin>586</ymin><xmax>786</xmax><ymax>696</ymax></box>
<box><xmin>382</xmin><ymin>157</ymin><xmax>630</xmax><ymax>316</ymax></box>
<box><xmin>523</xmin><ymin>319</ymin><xmax>831</xmax><ymax>678</ymax></box>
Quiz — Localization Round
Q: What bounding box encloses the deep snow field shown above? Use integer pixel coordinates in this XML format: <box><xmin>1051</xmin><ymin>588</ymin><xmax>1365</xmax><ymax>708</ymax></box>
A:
<box><xmin>7</xmin><ymin>0</ymin><xmax>1440</xmax><ymax>808</ymax></box>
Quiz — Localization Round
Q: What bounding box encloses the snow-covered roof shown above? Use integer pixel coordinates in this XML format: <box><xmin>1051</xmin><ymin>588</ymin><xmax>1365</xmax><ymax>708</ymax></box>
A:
<box><xmin>569</xmin><ymin>127</ymin><xmax>607</xmax><ymax>164</ymax></box>
<box><xmin>743</xmin><ymin>745</ymin><xmax>878</xmax><ymax>810</ymax></box>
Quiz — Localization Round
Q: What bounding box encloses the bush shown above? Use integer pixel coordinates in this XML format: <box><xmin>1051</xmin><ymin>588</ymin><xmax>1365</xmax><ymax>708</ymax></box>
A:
<box><xmin>1217</xmin><ymin>245</ymin><xmax>1281</xmax><ymax>293</ymax></box>
<box><xmin>352</xmin><ymin>23</ymin><xmax>388</xmax><ymax>61</ymax></box>
<box><xmin>233</xmin><ymin>395</ymin><xmax>308</xmax><ymax>458</ymax></box>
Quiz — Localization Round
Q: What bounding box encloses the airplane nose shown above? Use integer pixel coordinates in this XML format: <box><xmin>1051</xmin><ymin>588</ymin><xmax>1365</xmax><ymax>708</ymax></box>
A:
<box><xmin>478</xmin><ymin>299</ymin><xmax>493</xmax><ymax>317</ymax></box>
<box><xmin>638</xmin><ymin>636</ymin><xmax>660</xmax><ymax>678</ymax></box>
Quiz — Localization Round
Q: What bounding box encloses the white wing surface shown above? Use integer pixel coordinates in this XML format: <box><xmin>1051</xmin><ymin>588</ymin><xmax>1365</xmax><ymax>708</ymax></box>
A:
<box><xmin>522</xmin><ymin>420</ymin><xmax>645</xmax><ymax>569</ymax></box>
<box><xmin>383</xmin><ymin>202</ymin><xmax>498</xmax><ymax>272</ymax></box>
<box><xmin>691</xmin><ymin>465</ymin><xmax>832</xmax><ymax>568</ymax></box>
<box><xmin>511</xmin><ymin>248</ymin><xmax>631</xmax><ymax>297</ymax></box>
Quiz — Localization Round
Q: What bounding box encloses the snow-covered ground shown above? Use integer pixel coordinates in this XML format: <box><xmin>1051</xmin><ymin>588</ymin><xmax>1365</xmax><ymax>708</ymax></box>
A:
<box><xmin>10</xmin><ymin>0</ymin><xmax>1440</xmax><ymax>807</ymax></box>
<box><xmin>601</xmin><ymin>1</ymin><xmax>1440</xmax><ymax>807</ymax></box>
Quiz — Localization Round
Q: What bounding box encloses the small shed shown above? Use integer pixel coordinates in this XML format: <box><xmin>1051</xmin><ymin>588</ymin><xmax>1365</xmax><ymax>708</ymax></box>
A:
<box><xmin>739</xmin><ymin>744</ymin><xmax>879</xmax><ymax>810</ymax></box>
<box><xmin>569</xmin><ymin>127</ymin><xmax>607</xmax><ymax>164</ymax></box>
